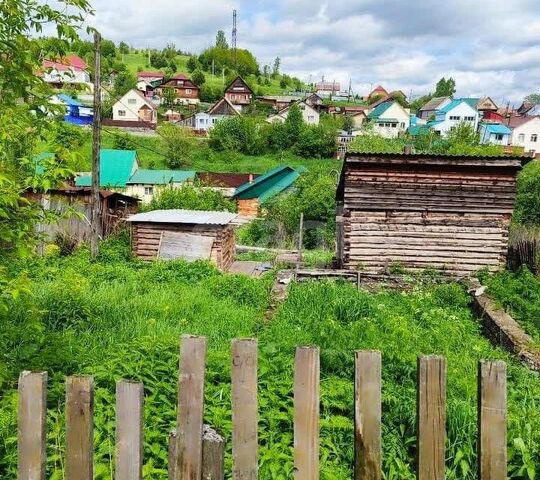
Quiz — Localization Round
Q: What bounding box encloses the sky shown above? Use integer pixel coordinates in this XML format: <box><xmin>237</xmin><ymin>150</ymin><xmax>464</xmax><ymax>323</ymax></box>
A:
<box><xmin>86</xmin><ymin>0</ymin><xmax>540</xmax><ymax>104</ymax></box>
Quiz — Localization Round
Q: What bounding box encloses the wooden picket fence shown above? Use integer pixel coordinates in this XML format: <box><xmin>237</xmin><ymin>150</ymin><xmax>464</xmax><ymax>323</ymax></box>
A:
<box><xmin>17</xmin><ymin>335</ymin><xmax>507</xmax><ymax>480</ymax></box>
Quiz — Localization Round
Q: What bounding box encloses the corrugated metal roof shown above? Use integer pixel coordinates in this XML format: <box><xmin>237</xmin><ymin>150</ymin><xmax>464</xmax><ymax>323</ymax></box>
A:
<box><xmin>482</xmin><ymin>123</ymin><xmax>512</xmax><ymax>135</ymax></box>
<box><xmin>419</xmin><ymin>96</ymin><xmax>450</xmax><ymax>112</ymax></box>
<box><xmin>367</xmin><ymin>101</ymin><xmax>392</xmax><ymax>120</ymax></box>
<box><xmin>75</xmin><ymin>149</ymin><xmax>138</xmax><ymax>188</ymax></box>
<box><xmin>126</xmin><ymin>209</ymin><xmax>237</xmax><ymax>225</ymax></box>
<box><xmin>57</xmin><ymin>93</ymin><xmax>82</xmax><ymax>107</ymax></box>
<box><xmin>233</xmin><ymin>165</ymin><xmax>305</xmax><ymax>202</ymax></box>
<box><xmin>127</xmin><ymin>169</ymin><xmax>196</xmax><ymax>185</ymax></box>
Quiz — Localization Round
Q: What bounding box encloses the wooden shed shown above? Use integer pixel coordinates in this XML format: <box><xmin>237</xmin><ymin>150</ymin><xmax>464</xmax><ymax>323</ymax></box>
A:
<box><xmin>127</xmin><ymin>209</ymin><xmax>237</xmax><ymax>270</ymax></box>
<box><xmin>336</xmin><ymin>152</ymin><xmax>530</xmax><ymax>276</ymax></box>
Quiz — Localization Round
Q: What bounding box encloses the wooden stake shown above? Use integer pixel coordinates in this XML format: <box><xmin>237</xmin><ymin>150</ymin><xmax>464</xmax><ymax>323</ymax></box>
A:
<box><xmin>294</xmin><ymin>346</ymin><xmax>320</xmax><ymax>480</ymax></box>
<box><xmin>18</xmin><ymin>371</ymin><xmax>47</xmax><ymax>480</ymax></box>
<box><xmin>90</xmin><ymin>30</ymin><xmax>102</xmax><ymax>258</ymax></box>
<box><xmin>65</xmin><ymin>376</ymin><xmax>94</xmax><ymax>480</ymax></box>
<box><xmin>116</xmin><ymin>380</ymin><xmax>144</xmax><ymax>480</ymax></box>
<box><xmin>416</xmin><ymin>355</ymin><xmax>446</xmax><ymax>480</ymax></box>
<box><xmin>202</xmin><ymin>425</ymin><xmax>225</xmax><ymax>480</ymax></box>
<box><xmin>478</xmin><ymin>361</ymin><xmax>507</xmax><ymax>480</ymax></box>
<box><xmin>231</xmin><ymin>339</ymin><xmax>258</xmax><ymax>480</ymax></box>
<box><xmin>173</xmin><ymin>335</ymin><xmax>207</xmax><ymax>480</ymax></box>
<box><xmin>354</xmin><ymin>351</ymin><xmax>382</xmax><ymax>480</ymax></box>
<box><xmin>297</xmin><ymin>212</ymin><xmax>304</xmax><ymax>269</ymax></box>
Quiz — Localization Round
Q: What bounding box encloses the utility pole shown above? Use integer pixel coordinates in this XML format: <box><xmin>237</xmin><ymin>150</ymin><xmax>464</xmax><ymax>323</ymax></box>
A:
<box><xmin>91</xmin><ymin>31</ymin><xmax>102</xmax><ymax>258</ymax></box>
<box><xmin>232</xmin><ymin>9</ymin><xmax>238</xmax><ymax>69</ymax></box>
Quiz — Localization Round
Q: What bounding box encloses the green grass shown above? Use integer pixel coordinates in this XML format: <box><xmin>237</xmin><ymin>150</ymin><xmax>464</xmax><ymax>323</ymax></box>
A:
<box><xmin>1</xmin><ymin>237</ymin><xmax>540</xmax><ymax>479</ymax></box>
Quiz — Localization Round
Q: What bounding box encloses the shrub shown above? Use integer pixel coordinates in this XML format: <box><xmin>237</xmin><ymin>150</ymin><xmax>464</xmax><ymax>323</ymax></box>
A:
<box><xmin>145</xmin><ymin>183</ymin><xmax>236</xmax><ymax>212</ymax></box>
<box><xmin>157</xmin><ymin>123</ymin><xmax>195</xmax><ymax>168</ymax></box>
<box><xmin>294</xmin><ymin>124</ymin><xmax>337</xmax><ymax>158</ymax></box>
<box><xmin>208</xmin><ymin>116</ymin><xmax>266</xmax><ymax>155</ymax></box>
<box><xmin>513</xmin><ymin>160</ymin><xmax>540</xmax><ymax>227</ymax></box>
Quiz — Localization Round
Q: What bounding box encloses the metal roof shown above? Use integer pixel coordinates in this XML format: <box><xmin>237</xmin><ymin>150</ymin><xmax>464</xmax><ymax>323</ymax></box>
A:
<box><xmin>57</xmin><ymin>93</ymin><xmax>82</xmax><ymax>107</ymax></box>
<box><xmin>75</xmin><ymin>149</ymin><xmax>138</xmax><ymax>188</ymax></box>
<box><xmin>127</xmin><ymin>169</ymin><xmax>196</xmax><ymax>185</ymax></box>
<box><xmin>481</xmin><ymin>123</ymin><xmax>512</xmax><ymax>135</ymax></box>
<box><xmin>367</xmin><ymin>101</ymin><xmax>393</xmax><ymax>120</ymax></box>
<box><xmin>126</xmin><ymin>209</ymin><xmax>237</xmax><ymax>225</ymax></box>
<box><xmin>419</xmin><ymin>96</ymin><xmax>450</xmax><ymax>112</ymax></box>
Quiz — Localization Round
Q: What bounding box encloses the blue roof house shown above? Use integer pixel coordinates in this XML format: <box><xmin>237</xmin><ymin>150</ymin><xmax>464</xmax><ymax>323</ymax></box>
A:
<box><xmin>479</xmin><ymin>122</ymin><xmax>512</xmax><ymax>145</ymax></box>
<box><xmin>431</xmin><ymin>99</ymin><xmax>479</xmax><ymax>137</ymax></box>
<box><xmin>53</xmin><ymin>94</ymin><xmax>94</xmax><ymax>125</ymax></box>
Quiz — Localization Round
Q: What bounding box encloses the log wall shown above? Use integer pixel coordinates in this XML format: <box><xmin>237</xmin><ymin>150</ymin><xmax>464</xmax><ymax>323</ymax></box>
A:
<box><xmin>131</xmin><ymin>222</ymin><xmax>235</xmax><ymax>271</ymax></box>
<box><xmin>237</xmin><ymin>199</ymin><xmax>259</xmax><ymax>218</ymax></box>
<box><xmin>338</xmin><ymin>160</ymin><xmax>522</xmax><ymax>276</ymax></box>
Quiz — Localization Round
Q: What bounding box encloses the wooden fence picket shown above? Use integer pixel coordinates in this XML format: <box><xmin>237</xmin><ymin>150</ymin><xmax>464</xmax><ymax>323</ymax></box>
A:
<box><xmin>231</xmin><ymin>338</ymin><xmax>258</xmax><ymax>480</ymax></box>
<box><xmin>478</xmin><ymin>360</ymin><xmax>507</xmax><ymax>480</ymax></box>
<box><xmin>65</xmin><ymin>376</ymin><xmax>94</xmax><ymax>480</ymax></box>
<box><xmin>116</xmin><ymin>380</ymin><xmax>144</xmax><ymax>480</ymax></box>
<box><xmin>294</xmin><ymin>346</ymin><xmax>320</xmax><ymax>480</ymax></box>
<box><xmin>18</xmin><ymin>371</ymin><xmax>47</xmax><ymax>480</ymax></box>
<box><xmin>173</xmin><ymin>335</ymin><xmax>207</xmax><ymax>480</ymax></box>
<box><xmin>354</xmin><ymin>350</ymin><xmax>382</xmax><ymax>480</ymax></box>
<box><xmin>416</xmin><ymin>355</ymin><xmax>446</xmax><ymax>480</ymax></box>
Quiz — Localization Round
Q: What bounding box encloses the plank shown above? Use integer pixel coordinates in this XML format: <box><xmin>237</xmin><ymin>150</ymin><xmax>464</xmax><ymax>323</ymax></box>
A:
<box><xmin>18</xmin><ymin>371</ymin><xmax>47</xmax><ymax>480</ymax></box>
<box><xmin>478</xmin><ymin>361</ymin><xmax>507</xmax><ymax>480</ymax></box>
<box><xmin>416</xmin><ymin>356</ymin><xmax>446</xmax><ymax>480</ymax></box>
<box><xmin>158</xmin><ymin>231</ymin><xmax>215</xmax><ymax>262</ymax></box>
<box><xmin>65</xmin><ymin>376</ymin><xmax>94</xmax><ymax>480</ymax></box>
<box><xmin>202</xmin><ymin>425</ymin><xmax>225</xmax><ymax>480</ymax></box>
<box><xmin>173</xmin><ymin>335</ymin><xmax>207</xmax><ymax>480</ymax></box>
<box><xmin>354</xmin><ymin>351</ymin><xmax>381</xmax><ymax>480</ymax></box>
<box><xmin>231</xmin><ymin>339</ymin><xmax>258</xmax><ymax>480</ymax></box>
<box><xmin>116</xmin><ymin>380</ymin><xmax>144</xmax><ymax>480</ymax></box>
<box><xmin>294</xmin><ymin>346</ymin><xmax>320</xmax><ymax>480</ymax></box>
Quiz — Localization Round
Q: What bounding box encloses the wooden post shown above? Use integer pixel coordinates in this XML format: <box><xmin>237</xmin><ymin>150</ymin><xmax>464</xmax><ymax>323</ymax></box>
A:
<box><xmin>116</xmin><ymin>380</ymin><xmax>144</xmax><ymax>480</ymax></box>
<box><xmin>297</xmin><ymin>213</ymin><xmax>304</xmax><ymax>269</ymax></box>
<box><xmin>354</xmin><ymin>351</ymin><xmax>382</xmax><ymax>480</ymax></box>
<box><xmin>65</xmin><ymin>376</ymin><xmax>94</xmax><ymax>480</ymax></box>
<box><xmin>90</xmin><ymin>30</ymin><xmax>102</xmax><ymax>258</ymax></box>
<box><xmin>294</xmin><ymin>346</ymin><xmax>320</xmax><ymax>480</ymax></box>
<box><xmin>18</xmin><ymin>371</ymin><xmax>47</xmax><ymax>480</ymax></box>
<box><xmin>231</xmin><ymin>338</ymin><xmax>258</xmax><ymax>480</ymax></box>
<box><xmin>416</xmin><ymin>356</ymin><xmax>446</xmax><ymax>480</ymax></box>
<box><xmin>173</xmin><ymin>335</ymin><xmax>207</xmax><ymax>480</ymax></box>
<box><xmin>478</xmin><ymin>361</ymin><xmax>507</xmax><ymax>480</ymax></box>
<box><xmin>202</xmin><ymin>425</ymin><xmax>225</xmax><ymax>480</ymax></box>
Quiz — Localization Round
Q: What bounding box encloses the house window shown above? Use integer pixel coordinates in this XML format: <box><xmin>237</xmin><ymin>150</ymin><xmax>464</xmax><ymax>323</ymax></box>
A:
<box><xmin>449</xmin><ymin>115</ymin><xmax>461</xmax><ymax>120</ymax></box>
<box><xmin>464</xmin><ymin>116</ymin><xmax>475</xmax><ymax>121</ymax></box>
<box><xmin>186</xmin><ymin>89</ymin><xmax>192</xmax><ymax>94</ymax></box>
<box><xmin>128</xmin><ymin>98</ymin><xmax>137</xmax><ymax>105</ymax></box>
<box><xmin>400</xmin><ymin>122</ymin><xmax>405</xmax><ymax>128</ymax></box>
<box><xmin>495</xmin><ymin>133</ymin><xmax>503</xmax><ymax>141</ymax></box>
<box><xmin>532</xmin><ymin>134</ymin><xmax>538</xmax><ymax>142</ymax></box>
<box><xmin>308</xmin><ymin>115</ymin><xmax>314</xmax><ymax>122</ymax></box>
<box><xmin>144</xmin><ymin>187</ymin><xmax>154</xmax><ymax>196</ymax></box>
<box><xmin>518</xmin><ymin>133</ymin><xmax>525</xmax><ymax>142</ymax></box>
<box><xmin>118</xmin><ymin>110</ymin><xmax>126</xmax><ymax>117</ymax></box>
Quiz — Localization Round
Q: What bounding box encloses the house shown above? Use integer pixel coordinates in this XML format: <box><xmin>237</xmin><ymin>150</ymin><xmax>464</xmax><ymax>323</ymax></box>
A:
<box><xmin>337</xmin><ymin>130</ymin><xmax>363</xmax><ymax>157</ymax></box>
<box><xmin>112</xmin><ymin>89</ymin><xmax>157</xmax><ymax>125</ymax></box>
<box><xmin>179</xmin><ymin>97</ymin><xmax>240</xmax><ymax>131</ymax></box>
<box><xmin>429</xmin><ymin>99</ymin><xmax>479</xmax><ymax>136</ymax></box>
<box><xmin>349</xmin><ymin>110</ymin><xmax>368</xmax><ymax>129</ymax></box>
<box><xmin>367</xmin><ymin>101</ymin><xmax>410</xmax><ymax>138</ymax></box>
<box><xmin>51</xmin><ymin>94</ymin><xmax>93</xmax><ymax>125</ymax></box>
<box><xmin>232</xmin><ymin>165</ymin><xmax>305</xmax><ymax>217</ymax></box>
<box><xmin>509</xmin><ymin>116</ymin><xmax>540</xmax><ymax>155</ymax></box>
<box><xmin>335</xmin><ymin>151</ymin><xmax>530</xmax><ymax>276</ymax></box>
<box><xmin>315</xmin><ymin>81</ymin><xmax>340</xmax><ymax>98</ymax></box>
<box><xmin>157</xmin><ymin>74</ymin><xmax>200</xmax><ymax>105</ymax></box>
<box><xmin>75</xmin><ymin>150</ymin><xmax>139</xmax><ymax>188</ymax></box>
<box><xmin>305</xmin><ymin>93</ymin><xmax>324</xmax><ymax>110</ymax></box>
<box><xmin>476</xmin><ymin>97</ymin><xmax>499</xmax><ymax>118</ymax></box>
<box><xmin>257</xmin><ymin>95</ymin><xmax>299</xmax><ymax>111</ymax></box>
<box><xmin>483</xmin><ymin>110</ymin><xmax>504</xmax><ymax>123</ymax></box>
<box><xmin>267</xmin><ymin>101</ymin><xmax>320</xmax><ymax>125</ymax></box>
<box><xmin>224</xmin><ymin>76</ymin><xmax>254</xmax><ymax>111</ymax></box>
<box><xmin>418</xmin><ymin>97</ymin><xmax>451</xmax><ymax>120</ymax></box>
<box><xmin>479</xmin><ymin>123</ymin><xmax>512</xmax><ymax>145</ymax></box>
<box><xmin>136</xmin><ymin>79</ymin><xmax>161</xmax><ymax>99</ymax></box>
<box><xmin>41</xmin><ymin>55</ymin><xmax>90</xmax><ymax>86</ymax></box>
<box><xmin>137</xmin><ymin>71</ymin><xmax>165</xmax><ymax>83</ymax></box>
<box><xmin>126</xmin><ymin>209</ymin><xmax>237</xmax><ymax>270</ymax></box>
<box><xmin>196</xmin><ymin>172</ymin><xmax>259</xmax><ymax>197</ymax></box>
<box><xmin>366</xmin><ymin>85</ymin><xmax>388</xmax><ymax>101</ymax></box>
<box><xmin>126</xmin><ymin>170</ymin><xmax>196</xmax><ymax>203</ymax></box>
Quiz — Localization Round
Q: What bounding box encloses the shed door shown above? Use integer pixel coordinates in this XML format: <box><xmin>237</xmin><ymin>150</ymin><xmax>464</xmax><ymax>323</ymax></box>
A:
<box><xmin>158</xmin><ymin>231</ymin><xmax>214</xmax><ymax>261</ymax></box>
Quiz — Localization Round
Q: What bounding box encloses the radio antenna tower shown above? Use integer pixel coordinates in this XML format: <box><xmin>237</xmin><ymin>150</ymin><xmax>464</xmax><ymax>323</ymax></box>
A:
<box><xmin>232</xmin><ymin>9</ymin><xmax>238</xmax><ymax>69</ymax></box>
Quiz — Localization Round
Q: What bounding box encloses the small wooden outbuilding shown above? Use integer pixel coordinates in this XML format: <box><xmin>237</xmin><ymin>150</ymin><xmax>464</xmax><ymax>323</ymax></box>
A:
<box><xmin>336</xmin><ymin>152</ymin><xmax>531</xmax><ymax>276</ymax></box>
<box><xmin>127</xmin><ymin>209</ymin><xmax>237</xmax><ymax>270</ymax></box>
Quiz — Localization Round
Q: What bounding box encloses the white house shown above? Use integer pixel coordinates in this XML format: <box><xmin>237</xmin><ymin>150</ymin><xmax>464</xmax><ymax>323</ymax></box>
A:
<box><xmin>112</xmin><ymin>89</ymin><xmax>157</xmax><ymax>124</ymax></box>
<box><xmin>509</xmin><ymin>116</ymin><xmax>540</xmax><ymax>155</ymax></box>
<box><xmin>267</xmin><ymin>101</ymin><xmax>320</xmax><ymax>125</ymax></box>
<box><xmin>42</xmin><ymin>55</ymin><xmax>90</xmax><ymax>86</ymax></box>
<box><xmin>179</xmin><ymin>97</ymin><xmax>240</xmax><ymax>132</ymax></box>
<box><xmin>429</xmin><ymin>99</ymin><xmax>479</xmax><ymax>137</ymax></box>
<box><xmin>478</xmin><ymin>122</ymin><xmax>512</xmax><ymax>145</ymax></box>
<box><xmin>366</xmin><ymin>101</ymin><xmax>410</xmax><ymax>138</ymax></box>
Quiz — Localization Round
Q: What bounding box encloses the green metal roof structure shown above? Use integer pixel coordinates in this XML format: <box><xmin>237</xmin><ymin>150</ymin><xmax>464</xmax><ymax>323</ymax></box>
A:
<box><xmin>127</xmin><ymin>169</ymin><xmax>196</xmax><ymax>185</ymax></box>
<box><xmin>367</xmin><ymin>101</ymin><xmax>393</xmax><ymax>120</ymax></box>
<box><xmin>75</xmin><ymin>149</ymin><xmax>138</xmax><ymax>188</ymax></box>
<box><xmin>233</xmin><ymin>165</ymin><xmax>305</xmax><ymax>204</ymax></box>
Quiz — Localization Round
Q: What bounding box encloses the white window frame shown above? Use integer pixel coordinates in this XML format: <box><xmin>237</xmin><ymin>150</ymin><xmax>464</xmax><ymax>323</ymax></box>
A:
<box><xmin>127</xmin><ymin>98</ymin><xmax>137</xmax><ymax>105</ymax></box>
<box><xmin>144</xmin><ymin>186</ymin><xmax>154</xmax><ymax>196</ymax></box>
<box><xmin>118</xmin><ymin>110</ymin><xmax>126</xmax><ymax>117</ymax></box>
<box><xmin>518</xmin><ymin>133</ymin><xmax>525</xmax><ymax>142</ymax></box>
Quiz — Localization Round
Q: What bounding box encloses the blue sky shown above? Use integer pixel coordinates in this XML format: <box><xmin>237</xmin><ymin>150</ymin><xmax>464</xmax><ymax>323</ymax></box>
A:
<box><xmin>88</xmin><ymin>0</ymin><xmax>540</xmax><ymax>104</ymax></box>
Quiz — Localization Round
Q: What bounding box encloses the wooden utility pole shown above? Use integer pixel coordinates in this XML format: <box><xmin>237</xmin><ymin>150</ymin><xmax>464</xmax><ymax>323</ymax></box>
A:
<box><xmin>91</xmin><ymin>31</ymin><xmax>102</xmax><ymax>258</ymax></box>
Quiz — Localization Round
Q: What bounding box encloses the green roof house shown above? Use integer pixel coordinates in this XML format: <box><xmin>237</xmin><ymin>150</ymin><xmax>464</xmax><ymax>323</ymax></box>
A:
<box><xmin>126</xmin><ymin>169</ymin><xmax>196</xmax><ymax>202</ymax></box>
<box><xmin>75</xmin><ymin>149</ymin><xmax>138</xmax><ymax>188</ymax></box>
<box><xmin>367</xmin><ymin>101</ymin><xmax>410</xmax><ymax>138</ymax></box>
<box><xmin>232</xmin><ymin>165</ymin><xmax>305</xmax><ymax>216</ymax></box>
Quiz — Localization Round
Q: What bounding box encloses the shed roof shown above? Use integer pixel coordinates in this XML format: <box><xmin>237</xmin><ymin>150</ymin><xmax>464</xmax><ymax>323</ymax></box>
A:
<box><xmin>233</xmin><ymin>165</ymin><xmax>305</xmax><ymax>203</ymax></box>
<box><xmin>127</xmin><ymin>169</ymin><xmax>196</xmax><ymax>185</ymax></box>
<box><xmin>127</xmin><ymin>209</ymin><xmax>237</xmax><ymax>225</ymax></box>
<box><xmin>481</xmin><ymin>123</ymin><xmax>512</xmax><ymax>135</ymax></box>
<box><xmin>75</xmin><ymin>149</ymin><xmax>138</xmax><ymax>187</ymax></box>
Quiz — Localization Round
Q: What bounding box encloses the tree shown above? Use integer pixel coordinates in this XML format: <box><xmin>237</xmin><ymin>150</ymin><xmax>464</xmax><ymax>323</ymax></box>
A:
<box><xmin>272</xmin><ymin>57</ymin><xmax>281</xmax><ymax>77</ymax></box>
<box><xmin>101</xmin><ymin>39</ymin><xmax>117</xmax><ymax>59</ymax></box>
<box><xmin>186</xmin><ymin>55</ymin><xmax>199</xmax><ymax>72</ymax></box>
<box><xmin>112</xmin><ymin>71</ymin><xmax>136</xmax><ymax>98</ymax></box>
<box><xmin>525</xmin><ymin>93</ymin><xmax>540</xmax><ymax>105</ymax></box>
<box><xmin>191</xmin><ymin>69</ymin><xmax>206</xmax><ymax>86</ymax></box>
<box><xmin>158</xmin><ymin>124</ymin><xmax>195</xmax><ymax>168</ymax></box>
<box><xmin>434</xmin><ymin>77</ymin><xmax>456</xmax><ymax>97</ymax></box>
<box><xmin>150</xmin><ymin>50</ymin><xmax>169</xmax><ymax>69</ymax></box>
<box><xmin>162</xmin><ymin>87</ymin><xmax>177</xmax><ymax>108</ymax></box>
<box><xmin>342</xmin><ymin>115</ymin><xmax>355</xmax><ymax>133</ymax></box>
<box><xmin>215</xmin><ymin>30</ymin><xmax>229</xmax><ymax>49</ymax></box>
<box><xmin>119</xmin><ymin>41</ymin><xmax>130</xmax><ymax>54</ymax></box>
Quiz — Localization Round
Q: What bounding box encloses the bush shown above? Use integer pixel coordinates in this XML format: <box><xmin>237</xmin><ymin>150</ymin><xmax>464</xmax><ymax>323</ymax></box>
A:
<box><xmin>157</xmin><ymin>123</ymin><xmax>195</xmax><ymax>168</ymax></box>
<box><xmin>208</xmin><ymin>116</ymin><xmax>266</xmax><ymax>155</ymax></box>
<box><xmin>514</xmin><ymin>160</ymin><xmax>540</xmax><ymax>227</ymax></box>
<box><xmin>294</xmin><ymin>124</ymin><xmax>337</xmax><ymax>158</ymax></box>
<box><xmin>112</xmin><ymin>132</ymin><xmax>136</xmax><ymax>150</ymax></box>
<box><xmin>145</xmin><ymin>183</ymin><xmax>236</xmax><ymax>212</ymax></box>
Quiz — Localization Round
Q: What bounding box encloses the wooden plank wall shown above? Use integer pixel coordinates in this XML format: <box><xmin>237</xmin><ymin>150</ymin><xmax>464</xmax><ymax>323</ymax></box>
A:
<box><xmin>340</xmin><ymin>166</ymin><xmax>517</xmax><ymax>275</ymax></box>
<box><xmin>131</xmin><ymin>222</ymin><xmax>235</xmax><ymax>271</ymax></box>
